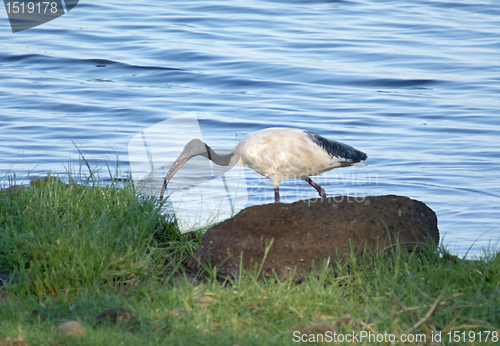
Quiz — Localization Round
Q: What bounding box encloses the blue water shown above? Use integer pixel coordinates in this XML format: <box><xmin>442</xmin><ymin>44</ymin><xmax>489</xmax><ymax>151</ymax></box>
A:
<box><xmin>1</xmin><ymin>0</ymin><xmax>499</xmax><ymax>257</ymax></box>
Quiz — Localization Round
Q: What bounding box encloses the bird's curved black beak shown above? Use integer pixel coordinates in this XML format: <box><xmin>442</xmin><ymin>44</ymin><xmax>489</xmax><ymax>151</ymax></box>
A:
<box><xmin>159</xmin><ymin>151</ymin><xmax>192</xmax><ymax>200</ymax></box>
<box><xmin>159</xmin><ymin>138</ymin><xmax>237</xmax><ymax>200</ymax></box>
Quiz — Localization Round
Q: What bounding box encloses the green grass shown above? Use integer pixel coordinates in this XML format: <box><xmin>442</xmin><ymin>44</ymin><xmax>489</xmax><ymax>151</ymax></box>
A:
<box><xmin>0</xmin><ymin>174</ymin><xmax>499</xmax><ymax>345</ymax></box>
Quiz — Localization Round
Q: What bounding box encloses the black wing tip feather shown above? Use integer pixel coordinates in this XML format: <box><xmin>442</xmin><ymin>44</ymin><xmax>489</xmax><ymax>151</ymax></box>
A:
<box><xmin>304</xmin><ymin>131</ymin><xmax>367</xmax><ymax>162</ymax></box>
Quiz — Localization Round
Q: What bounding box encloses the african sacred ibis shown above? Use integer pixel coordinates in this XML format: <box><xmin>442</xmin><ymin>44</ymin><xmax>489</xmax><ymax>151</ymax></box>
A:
<box><xmin>160</xmin><ymin>127</ymin><xmax>367</xmax><ymax>203</ymax></box>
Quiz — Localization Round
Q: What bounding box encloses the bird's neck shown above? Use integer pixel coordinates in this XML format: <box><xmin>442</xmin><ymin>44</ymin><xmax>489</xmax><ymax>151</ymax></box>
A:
<box><xmin>202</xmin><ymin>143</ymin><xmax>238</xmax><ymax>166</ymax></box>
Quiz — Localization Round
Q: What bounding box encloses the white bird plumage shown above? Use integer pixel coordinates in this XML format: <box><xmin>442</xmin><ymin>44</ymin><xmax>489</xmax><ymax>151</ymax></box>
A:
<box><xmin>160</xmin><ymin>127</ymin><xmax>367</xmax><ymax>203</ymax></box>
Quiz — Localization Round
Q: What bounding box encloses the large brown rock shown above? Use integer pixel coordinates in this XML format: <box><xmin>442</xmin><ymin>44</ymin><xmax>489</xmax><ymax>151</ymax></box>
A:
<box><xmin>186</xmin><ymin>195</ymin><xmax>439</xmax><ymax>280</ymax></box>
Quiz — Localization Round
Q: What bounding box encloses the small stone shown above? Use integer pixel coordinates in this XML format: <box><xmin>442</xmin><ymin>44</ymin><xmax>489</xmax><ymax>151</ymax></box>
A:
<box><xmin>1</xmin><ymin>336</ymin><xmax>28</xmax><ymax>346</ymax></box>
<box><xmin>190</xmin><ymin>295</ymin><xmax>218</xmax><ymax>308</ymax></box>
<box><xmin>55</xmin><ymin>320</ymin><xmax>85</xmax><ymax>337</ymax></box>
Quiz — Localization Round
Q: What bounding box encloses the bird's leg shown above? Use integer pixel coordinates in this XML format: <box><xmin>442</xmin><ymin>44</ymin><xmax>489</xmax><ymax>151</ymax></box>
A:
<box><xmin>274</xmin><ymin>187</ymin><xmax>281</xmax><ymax>203</ymax></box>
<box><xmin>306</xmin><ymin>177</ymin><xmax>326</xmax><ymax>200</ymax></box>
